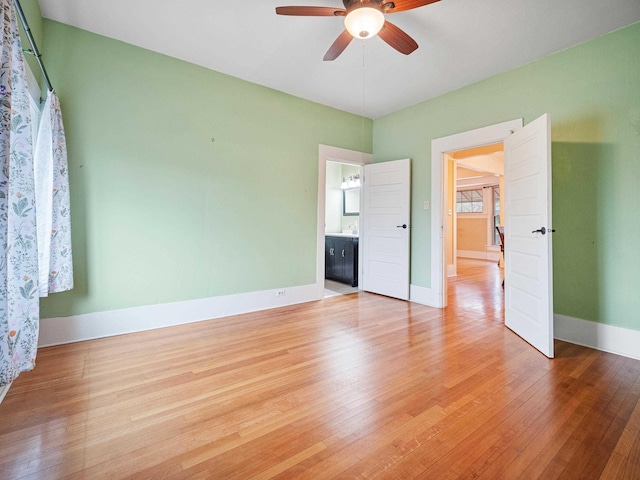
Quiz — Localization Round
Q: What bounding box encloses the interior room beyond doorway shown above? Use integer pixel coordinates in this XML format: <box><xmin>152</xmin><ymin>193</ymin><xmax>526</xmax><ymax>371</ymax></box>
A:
<box><xmin>324</xmin><ymin>161</ymin><xmax>361</xmax><ymax>297</ymax></box>
<box><xmin>448</xmin><ymin>258</ymin><xmax>505</xmax><ymax>321</ymax></box>
<box><xmin>446</xmin><ymin>143</ymin><xmax>504</xmax><ymax>282</ymax></box>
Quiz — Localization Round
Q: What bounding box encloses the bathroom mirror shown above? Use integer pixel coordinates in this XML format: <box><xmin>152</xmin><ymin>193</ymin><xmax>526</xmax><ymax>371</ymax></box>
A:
<box><xmin>343</xmin><ymin>188</ymin><xmax>360</xmax><ymax>216</ymax></box>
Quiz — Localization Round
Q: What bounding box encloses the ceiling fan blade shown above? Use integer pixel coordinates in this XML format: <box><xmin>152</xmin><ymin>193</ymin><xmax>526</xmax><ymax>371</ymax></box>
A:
<box><xmin>324</xmin><ymin>30</ymin><xmax>353</xmax><ymax>61</ymax></box>
<box><xmin>378</xmin><ymin>20</ymin><xmax>418</xmax><ymax>55</ymax></box>
<box><xmin>276</xmin><ymin>6</ymin><xmax>346</xmax><ymax>16</ymax></box>
<box><xmin>383</xmin><ymin>0</ymin><xmax>440</xmax><ymax>13</ymax></box>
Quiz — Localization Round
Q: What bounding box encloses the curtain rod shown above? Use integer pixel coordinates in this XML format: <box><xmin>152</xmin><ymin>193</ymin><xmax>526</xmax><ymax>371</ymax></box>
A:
<box><xmin>13</xmin><ymin>0</ymin><xmax>53</xmax><ymax>92</ymax></box>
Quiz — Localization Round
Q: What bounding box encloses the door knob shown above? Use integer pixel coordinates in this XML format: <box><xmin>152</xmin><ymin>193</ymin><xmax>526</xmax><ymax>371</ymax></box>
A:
<box><xmin>396</xmin><ymin>224</ymin><xmax>408</xmax><ymax>229</ymax></box>
<box><xmin>532</xmin><ymin>227</ymin><xmax>557</xmax><ymax>235</ymax></box>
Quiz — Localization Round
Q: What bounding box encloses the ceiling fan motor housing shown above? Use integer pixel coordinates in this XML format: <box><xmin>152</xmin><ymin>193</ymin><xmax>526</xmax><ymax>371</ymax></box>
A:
<box><xmin>343</xmin><ymin>0</ymin><xmax>396</xmax><ymax>12</ymax></box>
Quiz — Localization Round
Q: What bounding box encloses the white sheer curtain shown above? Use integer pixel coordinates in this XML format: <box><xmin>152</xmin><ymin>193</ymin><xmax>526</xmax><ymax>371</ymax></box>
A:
<box><xmin>34</xmin><ymin>90</ymin><xmax>73</xmax><ymax>296</ymax></box>
<box><xmin>0</xmin><ymin>0</ymin><xmax>40</xmax><ymax>386</ymax></box>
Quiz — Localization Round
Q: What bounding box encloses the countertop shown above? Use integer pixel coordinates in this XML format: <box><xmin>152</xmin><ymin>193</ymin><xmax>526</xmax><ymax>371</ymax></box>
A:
<box><xmin>325</xmin><ymin>233</ymin><xmax>359</xmax><ymax>238</ymax></box>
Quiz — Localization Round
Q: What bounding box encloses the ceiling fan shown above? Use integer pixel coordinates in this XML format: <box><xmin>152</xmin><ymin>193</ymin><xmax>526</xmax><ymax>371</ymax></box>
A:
<box><xmin>276</xmin><ymin>0</ymin><xmax>441</xmax><ymax>61</ymax></box>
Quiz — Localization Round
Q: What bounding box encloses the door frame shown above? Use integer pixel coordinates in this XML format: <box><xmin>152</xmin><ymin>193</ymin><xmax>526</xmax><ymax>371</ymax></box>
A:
<box><xmin>317</xmin><ymin>145</ymin><xmax>372</xmax><ymax>299</ymax></box>
<box><xmin>430</xmin><ymin>119</ymin><xmax>522</xmax><ymax>308</ymax></box>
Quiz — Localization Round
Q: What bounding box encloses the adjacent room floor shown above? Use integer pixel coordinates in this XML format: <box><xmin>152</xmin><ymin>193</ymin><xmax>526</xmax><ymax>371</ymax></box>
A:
<box><xmin>324</xmin><ymin>279</ymin><xmax>359</xmax><ymax>298</ymax></box>
<box><xmin>1</xmin><ymin>259</ymin><xmax>638</xmax><ymax>479</ymax></box>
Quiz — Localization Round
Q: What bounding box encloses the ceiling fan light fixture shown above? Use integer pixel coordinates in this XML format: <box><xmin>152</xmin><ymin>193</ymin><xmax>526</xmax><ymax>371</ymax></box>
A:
<box><xmin>344</xmin><ymin>7</ymin><xmax>384</xmax><ymax>39</ymax></box>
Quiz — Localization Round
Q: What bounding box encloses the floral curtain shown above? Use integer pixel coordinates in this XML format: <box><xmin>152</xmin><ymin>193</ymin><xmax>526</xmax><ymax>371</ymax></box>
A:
<box><xmin>0</xmin><ymin>0</ymin><xmax>39</xmax><ymax>386</ymax></box>
<box><xmin>34</xmin><ymin>89</ymin><xmax>73</xmax><ymax>296</ymax></box>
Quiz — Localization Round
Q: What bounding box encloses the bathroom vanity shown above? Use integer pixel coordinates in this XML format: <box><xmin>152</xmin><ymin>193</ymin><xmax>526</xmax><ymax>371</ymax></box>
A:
<box><xmin>325</xmin><ymin>234</ymin><xmax>359</xmax><ymax>287</ymax></box>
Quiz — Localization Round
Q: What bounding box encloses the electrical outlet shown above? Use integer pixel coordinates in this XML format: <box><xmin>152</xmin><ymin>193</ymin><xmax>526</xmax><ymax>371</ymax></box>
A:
<box><xmin>276</xmin><ymin>289</ymin><xmax>286</xmax><ymax>297</ymax></box>
<box><xmin>424</xmin><ymin>200</ymin><xmax>430</xmax><ymax>210</ymax></box>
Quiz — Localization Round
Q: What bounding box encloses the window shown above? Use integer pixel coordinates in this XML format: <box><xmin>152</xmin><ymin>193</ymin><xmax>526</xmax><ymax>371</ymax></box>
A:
<box><xmin>456</xmin><ymin>189</ymin><xmax>483</xmax><ymax>213</ymax></box>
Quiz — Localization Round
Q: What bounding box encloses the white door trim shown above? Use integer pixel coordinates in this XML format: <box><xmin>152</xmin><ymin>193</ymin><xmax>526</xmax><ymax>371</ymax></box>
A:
<box><xmin>317</xmin><ymin>145</ymin><xmax>372</xmax><ymax>299</ymax></box>
<box><xmin>450</xmin><ymin>157</ymin><xmax>458</xmax><ymax>277</ymax></box>
<box><xmin>430</xmin><ymin>119</ymin><xmax>523</xmax><ymax>308</ymax></box>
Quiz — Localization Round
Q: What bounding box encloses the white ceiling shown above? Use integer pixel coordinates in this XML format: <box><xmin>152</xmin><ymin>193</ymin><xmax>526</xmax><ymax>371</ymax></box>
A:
<box><xmin>38</xmin><ymin>0</ymin><xmax>640</xmax><ymax>119</ymax></box>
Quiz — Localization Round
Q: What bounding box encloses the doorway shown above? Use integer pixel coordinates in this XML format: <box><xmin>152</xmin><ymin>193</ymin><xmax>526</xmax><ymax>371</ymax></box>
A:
<box><xmin>446</xmin><ymin>143</ymin><xmax>504</xmax><ymax>279</ymax></box>
<box><xmin>322</xmin><ymin>156</ymin><xmax>412</xmax><ymax>301</ymax></box>
<box><xmin>431</xmin><ymin>116</ymin><xmax>555</xmax><ymax>358</ymax></box>
<box><xmin>316</xmin><ymin>145</ymin><xmax>371</xmax><ymax>300</ymax></box>
<box><xmin>444</xmin><ymin>144</ymin><xmax>505</xmax><ymax>319</ymax></box>
<box><xmin>324</xmin><ymin>160</ymin><xmax>362</xmax><ymax>297</ymax></box>
<box><xmin>430</xmin><ymin>119</ymin><xmax>522</xmax><ymax>308</ymax></box>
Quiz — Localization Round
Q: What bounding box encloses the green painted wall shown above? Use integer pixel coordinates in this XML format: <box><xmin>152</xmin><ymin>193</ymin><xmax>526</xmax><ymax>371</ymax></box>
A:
<box><xmin>373</xmin><ymin>22</ymin><xmax>640</xmax><ymax>331</ymax></box>
<box><xmin>38</xmin><ymin>20</ymin><xmax>372</xmax><ymax>318</ymax></box>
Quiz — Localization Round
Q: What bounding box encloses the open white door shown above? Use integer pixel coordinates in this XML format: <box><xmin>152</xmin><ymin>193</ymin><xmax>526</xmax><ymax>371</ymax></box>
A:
<box><xmin>362</xmin><ymin>159</ymin><xmax>411</xmax><ymax>300</ymax></box>
<box><xmin>504</xmin><ymin>114</ymin><xmax>554</xmax><ymax>358</ymax></box>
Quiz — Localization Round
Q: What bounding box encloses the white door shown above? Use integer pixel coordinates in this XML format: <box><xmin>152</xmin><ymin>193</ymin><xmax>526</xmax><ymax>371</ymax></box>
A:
<box><xmin>362</xmin><ymin>159</ymin><xmax>411</xmax><ymax>300</ymax></box>
<box><xmin>504</xmin><ymin>114</ymin><xmax>554</xmax><ymax>358</ymax></box>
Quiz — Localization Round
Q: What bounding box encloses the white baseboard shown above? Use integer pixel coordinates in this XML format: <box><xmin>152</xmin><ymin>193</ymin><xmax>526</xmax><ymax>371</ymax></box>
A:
<box><xmin>0</xmin><ymin>382</ymin><xmax>11</xmax><ymax>404</ymax></box>
<box><xmin>39</xmin><ymin>284</ymin><xmax>320</xmax><ymax>347</ymax></box>
<box><xmin>41</xmin><ymin>285</ymin><xmax>639</xmax><ymax>362</ymax></box>
<box><xmin>554</xmin><ymin>314</ymin><xmax>640</xmax><ymax>360</ymax></box>
<box><xmin>457</xmin><ymin>250</ymin><xmax>500</xmax><ymax>262</ymax></box>
<box><xmin>446</xmin><ymin>264</ymin><xmax>457</xmax><ymax>277</ymax></box>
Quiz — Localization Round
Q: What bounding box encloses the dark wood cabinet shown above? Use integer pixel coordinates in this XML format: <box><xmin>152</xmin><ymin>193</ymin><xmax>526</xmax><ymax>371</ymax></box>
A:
<box><xmin>325</xmin><ymin>236</ymin><xmax>358</xmax><ymax>287</ymax></box>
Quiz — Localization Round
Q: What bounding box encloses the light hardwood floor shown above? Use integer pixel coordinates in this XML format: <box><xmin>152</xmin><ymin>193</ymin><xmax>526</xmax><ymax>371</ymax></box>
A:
<box><xmin>1</xmin><ymin>259</ymin><xmax>639</xmax><ymax>479</ymax></box>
